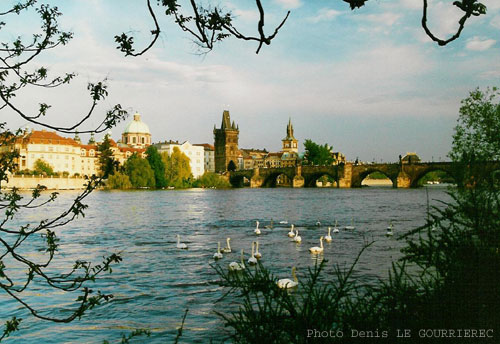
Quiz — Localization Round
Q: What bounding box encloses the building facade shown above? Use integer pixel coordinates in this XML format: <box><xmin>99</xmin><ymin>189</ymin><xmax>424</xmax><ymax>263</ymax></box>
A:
<box><xmin>194</xmin><ymin>143</ymin><xmax>215</xmax><ymax>173</ymax></box>
<box><xmin>214</xmin><ymin>110</ymin><xmax>239</xmax><ymax>172</ymax></box>
<box><xmin>154</xmin><ymin>140</ymin><xmax>205</xmax><ymax>178</ymax></box>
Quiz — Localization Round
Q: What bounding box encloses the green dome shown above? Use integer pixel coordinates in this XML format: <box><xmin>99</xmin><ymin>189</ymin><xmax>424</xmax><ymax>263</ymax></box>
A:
<box><xmin>123</xmin><ymin>113</ymin><xmax>150</xmax><ymax>134</ymax></box>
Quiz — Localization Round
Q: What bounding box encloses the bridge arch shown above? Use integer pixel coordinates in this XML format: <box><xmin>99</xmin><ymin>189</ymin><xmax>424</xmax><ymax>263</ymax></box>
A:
<box><xmin>353</xmin><ymin>168</ymin><xmax>397</xmax><ymax>188</ymax></box>
<box><xmin>410</xmin><ymin>167</ymin><xmax>456</xmax><ymax>188</ymax></box>
<box><xmin>261</xmin><ymin>170</ymin><xmax>296</xmax><ymax>187</ymax></box>
<box><xmin>304</xmin><ymin>171</ymin><xmax>338</xmax><ymax>187</ymax></box>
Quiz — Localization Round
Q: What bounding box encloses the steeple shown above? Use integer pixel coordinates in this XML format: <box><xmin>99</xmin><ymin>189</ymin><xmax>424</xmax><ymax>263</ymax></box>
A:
<box><xmin>284</xmin><ymin>117</ymin><xmax>296</xmax><ymax>140</ymax></box>
<box><xmin>88</xmin><ymin>132</ymin><xmax>96</xmax><ymax>145</ymax></box>
<box><xmin>74</xmin><ymin>130</ymin><xmax>81</xmax><ymax>143</ymax></box>
<box><xmin>221</xmin><ymin>110</ymin><xmax>231</xmax><ymax>129</ymax></box>
<box><xmin>282</xmin><ymin>118</ymin><xmax>298</xmax><ymax>153</ymax></box>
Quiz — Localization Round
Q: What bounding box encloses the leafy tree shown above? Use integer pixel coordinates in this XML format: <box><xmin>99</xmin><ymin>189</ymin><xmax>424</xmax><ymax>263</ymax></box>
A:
<box><xmin>106</xmin><ymin>171</ymin><xmax>132</xmax><ymax>190</ymax></box>
<box><xmin>193</xmin><ymin>172</ymin><xmax>231</xmax><ymax>188</ymax></box>
<box><xmin>98</xmin><ymin>134</ymin><xmax>118</xmax><ymax>178</ymax></box>
<box><xmin>303</xmin><ymin>139</ymin><xmax>334</xmax><ymax>166</ymax></box>
<box><xmin>0</xmin><ymin>2</ymin><xmax>126</xmax><ymax>340</ymax></box>
<box><xmin>162</xmin><ymin>147</ymin><xmax>192</xmax><ymax>187</ymax></box>
<box><xmin>33</xmin><ymin>159</ymin><xmax>54</xmax><ymax>176</ymax></box>
<box><xmin>124</xmin><ymin>153</ymin><xmax>156</xmax><ymax>188</ymax></box>
<box><xmin>146</xmin><ymin>145</ymin><xmax>167</xmax><ymax>188</ymax></box>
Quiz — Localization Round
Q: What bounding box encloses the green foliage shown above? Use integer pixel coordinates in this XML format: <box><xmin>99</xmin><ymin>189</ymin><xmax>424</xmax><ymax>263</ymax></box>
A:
<box><xmin>450</xmin><ymin>87</ymin><xmax>500</xmax><ymax>163</ymax></box>
<box><xmin>303</xmin><ymin>139</ymin><xmax>334</xmax><ymax>166</ymax></box>
<box><xmin>98</xmin><ymin>134</ymin><xmax>117</xmax><ymax>178</ymax></box>
<box><xmin>33</xmin><ymin>159</ymin><xmax>54</xmax><ymax>176</ymax></box>
<box><xmin>106</xmin><ymin>171</ymin><xmax>132</xmax><ymax>190</ymax></box>
<box><xmin>146</xmin><ymin>145</ymin><xmax>167</xmax><ymax>188</ymax></box>
<box><xmin>124</xmin><ymin>153</ymin><xmax>155</xmax><ymax>188</ymax></box>
<box><xmin>192</xmin><ymin>172</ymin><xmax>230</xmax><ymax>188</ymax></box>
<box><xmin>162</xmin><ymin>147</ymin><xmax>192</xmax><ymax>187</ymax></box>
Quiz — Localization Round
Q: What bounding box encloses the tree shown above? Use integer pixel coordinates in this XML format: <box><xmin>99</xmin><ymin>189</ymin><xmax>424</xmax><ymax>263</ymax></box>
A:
<box><xmin>145</xmin><ymin>145</ymin><xmax>167</xmax><ymax>189</ymax></box>
<box><xmin>193</xmin><ymin>172</ymin><xmax>231</xmax><ymax>188</ymax></box>
<box><xmin>98</xmin><ymin>134</ymin><xmax>118</xmax><ymax>178</ymax></box>
<box><xmin>0</xmin><ymin>2</ymin><xmax>125</xmax><ymax>340</ymax></box>
<box><xmin>33</xmin><ymin>159</ymin><xmax>54</xmax><ymax>176</ymax></box>
<box><xmin>124</xmin><ymin>153</ymin><xmax>156</xmax><ymax>189</ymax></box>
<box><xmin>115</xmin><ymin>0</ymin><xmax>486</xmax><ymax>59</ymax></box>
<box><xmin>303</xmin><ymin>139</ymin><xmax>334</xmax><ymax>166</ymax></box>
<box><xmin>162</xmin><ymin>147</ymin><xmax>192</xmax><ymax>188</ymax></box>
<box><xmin>106</xmin><ymin>171</ymin><xmax>132</xmax><ymax>190</ymax></box>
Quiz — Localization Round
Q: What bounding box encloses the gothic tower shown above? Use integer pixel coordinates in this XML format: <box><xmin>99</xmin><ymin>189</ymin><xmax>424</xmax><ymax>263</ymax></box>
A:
<box><xmin>214</xmin><ymin>110</ymin><xmax>239</xmax><ymax>172</ymax></box>
<box><xmin>282</xmin><ymin>118</ymin><xmax>298</xmax><ymax>153</ymax></box>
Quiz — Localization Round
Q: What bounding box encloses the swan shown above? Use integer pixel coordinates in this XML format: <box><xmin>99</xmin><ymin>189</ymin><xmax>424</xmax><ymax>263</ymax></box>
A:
<box><xmin>265</xmin><ymin>219</ymin><xmax>274</xmax><ymax>229</ymax></box>
<box><xmin>254</xmin><ymin>220</ymin><xmax>261</xmax><ymax>235</ymax></box>
<box><xmin>222</xmin><ymin>237</ymin><xmax>231</xmax><ymax>253</ymax></box>
<box><xmin>316</xmin><ymin>220</ymin><xmax>321</xmax><ymax>226</ymax></box>
<box><xmin>176</xmin><ymin>234</ymin><xmax>188</xmax><ymax>249</ymax></box>
<box><xmin>386</xmin><ymin>222</ymin><xmax>394</xmax><ymax>237</ymax></box>
<box><xmin>293</xmin><ymin>227</ymin><xmax>302</xmax><ymax>243</ymax></box>
<box><xmin>333</xmin><ymin>220</ymin><xmax>339</xmax><ymax>233</ymax></box>
<box><xmin>279</xmin><ymin>220</ymin><xmax>288</xmax><ymax>224</ymax></box>
<box><xmin>344</xmin><ymin>218</ymin><xmax>355</xmax><ymax>230</ymax></box>
<box><xmin>229</xmin><ymin>249</ymin><xmax>245</xmax><ymax>271</ymax></box>
<box><xmin>309</xmin><ymin>236</ymin><xmax>324</xmax><ymax>254</ymax></box>
<box><xmin>277</xmin><ymin>267</ymin><xmax>299</xmax><ymax>289</ymax></box>
<box><xmin>324</xmin><ymin>227</ymin><xmax>333</xmax><ymax>243</ymax></box>
<box><xmin>248</xmin><ymin>242</ymin><xmax>258</xmax><ymax>265</ymax></box>
<box><xmin>213</xmin><ymin>242</ymin><xmax>223</xmax><ymax>260</ymax></box>
<box><xmin>287</xmin><ymin>224</ymin><xmax>295</xmax><ymax>238</ymax></box>
<box><xmin>254</xmin><ymin>241</ymin><xmax>262</xmax><ymax>259</ymax></box>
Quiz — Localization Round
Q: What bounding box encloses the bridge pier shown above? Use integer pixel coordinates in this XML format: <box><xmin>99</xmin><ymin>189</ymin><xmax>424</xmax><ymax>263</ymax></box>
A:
<box><xmin>338</xmin><ymin>163</ymin><xmax>352</xmax><ymax>188</ymax></box>
<box><xmin>250</xmin><ymin>168</ymin><xmax>264</xmax><ymax>188</ymax></box>
<box><xmin>292</xmin><ymin>166</ymin><xmax>304</xmax><ymax>188</ymax></box>
<box><xmin>396</xmin><ymin>171</ymin><xmax>411</xmax><ymax>188</ymax></box>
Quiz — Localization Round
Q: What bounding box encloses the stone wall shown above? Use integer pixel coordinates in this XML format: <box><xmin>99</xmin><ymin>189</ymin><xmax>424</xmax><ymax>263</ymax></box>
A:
<box><xmin>2</xmin><ymin>175</ymin><xmax>89</xmax><ymax>190</ymax></box>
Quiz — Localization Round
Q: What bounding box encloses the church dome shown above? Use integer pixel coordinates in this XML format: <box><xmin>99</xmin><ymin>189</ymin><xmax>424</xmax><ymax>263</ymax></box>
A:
<box><xmin>123</xmin><ymin>113</ymin><xmax>150</xmax><ymax>134</ymax></box>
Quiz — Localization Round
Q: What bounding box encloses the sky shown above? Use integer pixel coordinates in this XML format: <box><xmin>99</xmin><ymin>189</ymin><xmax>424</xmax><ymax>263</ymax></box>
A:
<box><xmin>2</xmin><ymin>0</ymin><xmax>500</xmax><ymax>162</ymax></box>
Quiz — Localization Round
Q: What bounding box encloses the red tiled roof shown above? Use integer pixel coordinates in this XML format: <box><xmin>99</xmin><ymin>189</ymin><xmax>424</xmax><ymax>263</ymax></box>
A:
<box><xmin>19</xmin><ymin>130</ymin><xmax>80</xmax><ymax>146</ymax></box>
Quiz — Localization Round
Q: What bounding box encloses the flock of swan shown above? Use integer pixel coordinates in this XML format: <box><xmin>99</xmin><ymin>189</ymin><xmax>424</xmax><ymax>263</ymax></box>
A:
<box><xmin>175</xmin><ymin>219</ymin><xmax>396</xmax><ymax>289</ymax></box>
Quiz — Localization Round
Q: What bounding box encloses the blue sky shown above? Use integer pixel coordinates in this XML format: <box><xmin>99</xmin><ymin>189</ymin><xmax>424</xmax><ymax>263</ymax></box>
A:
<box><xmin>3</xmin><ymin>0</ymin><xmax>500</xmax><ymax>162</ymax></box>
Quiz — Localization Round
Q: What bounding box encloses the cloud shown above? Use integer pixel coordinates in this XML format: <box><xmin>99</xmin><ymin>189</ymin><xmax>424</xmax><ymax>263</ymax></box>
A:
<box><xmin>465</xmin><ymin>36</ymin><xmax>496</xmax><ymax>51</ymax></box>
<box><xmin>399</xmin><ymin>0</ymin><xmax>421</xmax><ymax>10</ymax></box>
<box><xmin>274</xmin><ymin>0</ymin><xmax>302</xmax><ymax>10</ymax></box>
<box><xmin>361</xmin><ymin>12</ymin><xmax>401</xmax><ymax>27</ymax></box>
<box><xmin>307</xmin><ymin>8</ymin><xmax>341</xmax><ymax>23</ymax></box>
<box><xmin>491</xmin><ymin>15</ymin><xmax>500</xmax><ymax>29</ymax></box>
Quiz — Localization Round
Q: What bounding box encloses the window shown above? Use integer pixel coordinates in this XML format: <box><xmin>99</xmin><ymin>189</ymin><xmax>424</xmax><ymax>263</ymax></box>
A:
<box><xmin>141</xmin><ymin>137</ymin><xmax>145</xmax><ymax>144</ymax></box>
<box><xmin>90</xmin><ymin>150</ymin><xmax>95</xmax><ymax>157</ymax></box>
<box><xmin>133</xmin><ymin>137</ymin><xmax>136</xmax><ymax>144</ymax></box>
<box><xmin>48</xmin><ymin>146</ymin><xmax>53</xmax><ymax>152</ymax></box>
<box><xmin>65</xmin><ymin>155</ymin><xmax>69</xmax><ymax>160</ymax></box>
<box><xmin>81</xmin><ymin>149</ymin><xmax>86</xmax><ymax>156</ymax></box>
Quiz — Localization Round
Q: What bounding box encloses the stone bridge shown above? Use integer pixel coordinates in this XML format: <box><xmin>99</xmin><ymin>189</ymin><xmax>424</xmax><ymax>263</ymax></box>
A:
<box><xmin>228</xmin><ymin>161</ymin><xmax>500</xmax><ymax>188</ymax></box>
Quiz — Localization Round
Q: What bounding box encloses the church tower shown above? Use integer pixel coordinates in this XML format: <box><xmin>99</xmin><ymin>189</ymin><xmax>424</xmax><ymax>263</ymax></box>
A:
<box><xmin>214</xmin><ymin>110</ymin><xmax>239</xmax><ymax>172</ymax></box>
<box><xmin>282</xmin><ymin>118</ymin><xmax>298</xmax><ymax>153</ymax></box>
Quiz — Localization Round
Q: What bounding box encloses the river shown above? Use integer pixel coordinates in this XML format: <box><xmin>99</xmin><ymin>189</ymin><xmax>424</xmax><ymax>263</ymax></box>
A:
<box><xmin>0</xmin><ymin>186</ymin><xmax>452</xmax><ymax>343</ymax></box>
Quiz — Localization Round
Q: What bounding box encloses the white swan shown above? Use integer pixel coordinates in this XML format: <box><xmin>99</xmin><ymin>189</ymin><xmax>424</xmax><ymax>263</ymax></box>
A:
<box><xmin>176</xmin><ymin>234</ymin><xmax>188</xmax><ymax>249</ymax></box>
<box><xmin>386</xmin><ymin>222</ymin><xmax>394</xmax><ymax>237</ymax></box>
<box><xmin>309</xmin><ymin>236</ymin><xmax>324</xmax><ymax>254</ymax></box>
<box><xmin>316</xmin><ymin>220</ymin><xmax>322</xmax><ymax>226</ymax></box>
<box><xmin>277</xmin><ymin>267</ymin><xmax>299</xmax><ymax>289</ymax></box>
<box><xmin>293</xmin><ymin>227</ymin><xmax>302</xmax><ymax>243</ymax></box>
<box><xmin>248</xmin><ymin>242</ymin><xmax>258</xmax><ymax>265</ymax></box>
<box><xmin>229</xmin><ymin>249</ymin><xmax>245</xmax><ymax>271</ymax></box>
<box><xmin>279</xmin><ymin>220</ymin><xmax>288</xmax><ymax>224</ymax></box>
<box><xmin>287</xmin><ymin>224</ymin><xmax>295</xmax><ymax>238</ymax></box>
<box><xmin>344</xmin><ymin>218</ymin><xmax>355</xmax><ymax>230</ymax></box>
<box><xmin>333</xmin><ymin>220</ymin><xmax>340</xmax><ymax>233</ymax></box>
<box><xmin>213</xmin><ymin>242</ymin><xmax>223</xmax><ymax>260</ymax></box>
<box><xmin>254</xmin><ymin>220</ymin><xmax>261</xmax><ymax>235</ymax></box>
<box><xmin>222</xmin><ymin>237</ymin><xmax>231</xmax><ymax>253</ymax></box>
<box><xmin>324</xmin><ymin>227</ymin><xmax>333</xmax><ymax>243</ymax></box>
<box><xmin>254</xmin><ymin>241</ymin><xmax>262</xmax><ymax>259</ymax></box>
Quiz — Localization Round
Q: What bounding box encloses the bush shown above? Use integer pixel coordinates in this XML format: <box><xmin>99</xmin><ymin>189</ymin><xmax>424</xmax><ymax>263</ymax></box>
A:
<box><xmin>33</xmin><ymin>159</ymin><xmax>54</xmax><ymax>176</ymax></box>
<box><xmin>193</xmin><ymin>172</ymin><xmax>230</xmax><ymax>188</ymax></box>
<box><xmin>106</xmin><ymin>172</ymin><xmax>132</xmax><ymax>190</ymax></box>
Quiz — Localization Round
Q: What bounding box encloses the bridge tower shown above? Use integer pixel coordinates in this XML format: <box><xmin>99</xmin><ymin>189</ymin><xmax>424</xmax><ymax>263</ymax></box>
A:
<box><xmin>214</xmin><ymin>110</ymin><xmax>239</xmax><ymax>173</ymax></box>
<box><xmin>282</xmin><ymin>118</ymin><xmax>298</xmax><ymax>153</ymax></box>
